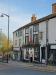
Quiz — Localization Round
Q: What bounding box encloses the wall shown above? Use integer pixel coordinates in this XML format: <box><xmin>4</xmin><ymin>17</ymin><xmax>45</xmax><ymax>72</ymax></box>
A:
<box><xmin>29</xmin><ymin>48</ymin><xmax>34</xmax><ymax>61</ymax></box>
<box><xmin>39</xmin><ymin>21</ymin><xmax>46</xmax><ymax>47</ymax></box>
<box><xmin>48</xmin><ymin>17</ymin><xmax>56</xmax><ymax>44</ymax></box>
<box><xmin>13</xmin><ymin>32</ymin><xmax>19</xmax><ymax>48</ymax></box>
<box><xmin>13</xmin><ymin>28</ymin><xmax>25</xmax><ymax>48</ymax></box>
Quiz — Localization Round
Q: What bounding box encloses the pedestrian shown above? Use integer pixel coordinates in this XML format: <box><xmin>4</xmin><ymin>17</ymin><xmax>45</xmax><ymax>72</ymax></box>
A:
<box><xmin>7</xmin><ymin>54</ymin><xmax>8</xmax><ymax>63</ymax></box>
<box><xmin>30</xmin><ymin>52</ymin><xmax>33</xmax><ymax>62</ymax></box>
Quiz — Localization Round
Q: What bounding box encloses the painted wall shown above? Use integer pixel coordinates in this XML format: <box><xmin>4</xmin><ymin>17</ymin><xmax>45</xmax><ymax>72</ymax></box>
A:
<box><xmin>29</xmin><ymin>48</ymin><xmax>34</xmax><ymax>61</ymax></box>
<box><xmin>13</xmin><ymin>29</ymin><xmax>25</xmax><ymax>48</ymax></box>
<box><xmin>13</xmin><ymin>32</ymin><xmax>19</xmax><ymax>47</ymax></box>
<box><xmin>48</xmin><ymin>17</ymin><xmax>56</xmax><ymax>44</ymax></box>
<box><xmin>39</xmin><ymin>21</ymin><xmax>46</xmax><ymax>47</ymax></box>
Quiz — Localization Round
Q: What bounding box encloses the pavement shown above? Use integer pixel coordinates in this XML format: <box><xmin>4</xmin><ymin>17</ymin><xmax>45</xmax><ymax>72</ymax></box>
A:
<box><xmin>15</xmin><ymin>61</ymin><xmax>56</xmax><ymax>72</ymax></box>
<box><xmin>0</xmin><ymin>62</ymin><xmax>56</xmax><ymax>75</ymax></box>
<box><xmin>0</xmin><ymin>60</ymin><xmax>56</xmax><ymax>72</ymax></box>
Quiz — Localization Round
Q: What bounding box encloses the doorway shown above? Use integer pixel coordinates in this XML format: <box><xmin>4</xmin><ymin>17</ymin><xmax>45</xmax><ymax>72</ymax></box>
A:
<box><xmin>41</xmin><ymin>47</ymin><xmax>45</xmax><ymax>63</ymax></box>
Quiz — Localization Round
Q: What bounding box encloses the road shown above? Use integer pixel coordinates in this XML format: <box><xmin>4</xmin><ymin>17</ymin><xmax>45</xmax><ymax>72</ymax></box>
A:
<box><xmin>0</xmin><ymin>66</ymin><xmax>56</xmax><ymax>75</ymax></box>
<box><xmin>0</xmin><ymin>61</ymin><xmax>56</xmax><ymax>75</ymax></box>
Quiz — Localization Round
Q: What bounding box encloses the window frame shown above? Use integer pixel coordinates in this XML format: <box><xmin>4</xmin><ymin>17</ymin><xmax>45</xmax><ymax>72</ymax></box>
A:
<box><xmin>33</xmin><ymin>25</ymin><xmax>39</xmax><ymax>32</ymax></box>
<box><xmin>33</xmin><ymin>34</ymin><xmax>39</xmax><ymax>44</ymax></box>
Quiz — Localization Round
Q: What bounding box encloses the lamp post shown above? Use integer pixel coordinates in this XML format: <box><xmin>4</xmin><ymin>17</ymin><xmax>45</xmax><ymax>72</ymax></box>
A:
<box><xmin>1</xmin><ymin>13</ymin><xmax>9</xmax><ymax>49</ymax></box>
<box><xmin>0</xmin><ymin>28</ymin><xmax>2</xmax><ymax>49</ymax></box>
<box><xmin>0</xmin><ymin>13</ymin><xmax>9</xmax><ymax>63</ymax></box>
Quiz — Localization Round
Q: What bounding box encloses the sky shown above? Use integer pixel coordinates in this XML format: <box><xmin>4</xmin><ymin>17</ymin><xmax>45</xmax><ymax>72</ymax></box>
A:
<box><xmin>0</xmin><ymin>0</ymin><xmax>56</xmax><ymax>40</ymax></box>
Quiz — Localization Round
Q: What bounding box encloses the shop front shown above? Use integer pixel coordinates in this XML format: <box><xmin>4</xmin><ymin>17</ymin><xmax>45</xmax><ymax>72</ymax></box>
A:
<box><xmin>23</xmin><ymin>47</ymin><xmax>33</xmax><ymax>62</ymax></box>
<box><xmin>22</xmin><ymin>44</ymin><xmax>40</xmax><ymax>63</ymax></box>
<box><xmin>34</xmin><ymin>47</ymin><xmax>40</xmax><ymax>63</ymax></box>
<box><xmin>13</xmin><ymin>47</ymin><xmax>20</xmax><ymax>61</ymax></box>
<box><xmin>47</xmin><ymin>44</ymin><xmax>56</xmax><ymax>65</ymax></box>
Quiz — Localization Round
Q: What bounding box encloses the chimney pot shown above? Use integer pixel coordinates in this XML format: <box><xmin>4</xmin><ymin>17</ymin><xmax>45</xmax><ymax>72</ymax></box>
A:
<box><xmin>31</xmin><ymin>14</ymin><xmax>36</xmax><ymax>22</ymax></box>
<box><xmin>52</xmin><ymin>3</ymin><xmax>56</xmax><ymax>14</ymax></box>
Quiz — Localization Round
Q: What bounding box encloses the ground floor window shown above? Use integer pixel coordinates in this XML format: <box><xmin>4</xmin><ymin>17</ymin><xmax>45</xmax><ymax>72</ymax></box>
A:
<box><xmin>48</xmin><ymin>49</ymin><xmax>56</xmax><ymax>64</ymax></box>
<box><xmin>14</xmin><ymin>51</ymin><xmax>18</xmax><ymax>60</ymax></box>
<box><xmin>25</xmin><ymin>48</ymin><xmax>29</xmax><ymax>59</ymax></box>
<box><xmin>34</xmin><ymin>47</ymin><xmax>40</xmax><ymax>61</ymax></box>
<box><xmin>53</xmin><ymin>50</ymin><xmax>56</xmax><ymax>63</ymax></box>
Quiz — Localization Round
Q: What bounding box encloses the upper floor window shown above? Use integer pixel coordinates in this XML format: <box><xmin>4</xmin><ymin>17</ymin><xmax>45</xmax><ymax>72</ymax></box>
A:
<box><xmin>19</xmin><ymin>39</ymin><xmax>21</xmax><ymax>46</ymax></box>
<box><xmin>39</xmin><ymin>32</ymin><xmax>43</xmax><ymax>40</ymax></box>
<box><xmin>18</xmin><ymin>30</ymin><xmax>22</xmax><ymax>37</ymax></box>
<box><xmin>25</xmin><ymin>36</ymin><xmax>29</xmax><ymax>45</ymax></box>
<box><xmin>33</xmin><ymin>25</ymin><xmax>39</xmax><ymax>32</ymax></box>
<box><xmin>15</xmin><ymin>40</ymin><xmax>17</xmax><ymax>45</ymax></box>
<box><xmin>25</xmin><ymin>28</ymin><xmax>29</xmax><ymax>34</ymax></box>
<box><xmin>33</xmin><ymin>34</ymin><xmax>39</xmax><ymax>44</ymax></box>
<box><xmin>16</xmin><ymin>32</ymin><xmax>18</xmax><ymax>37</ymax></box>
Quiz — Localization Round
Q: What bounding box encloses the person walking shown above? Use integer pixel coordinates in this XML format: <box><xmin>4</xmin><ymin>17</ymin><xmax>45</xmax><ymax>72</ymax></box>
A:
<box><xmin>30</xmin><ymin>52</ymin><xmax>33</xmax><ymax>62</ymax></box>
<box><xmin>7</xmin><ymin>54</ymin><xmax>8</xmax><ymax>63</ymax></box>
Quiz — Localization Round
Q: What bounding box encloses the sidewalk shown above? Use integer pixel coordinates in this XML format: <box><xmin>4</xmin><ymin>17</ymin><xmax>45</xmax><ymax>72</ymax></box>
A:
<box><xmin>16</xmin><ymin>61</ymin><xmax>56</xmax><ymax>72</ymax></box>
<box><xmin>0</xmin><ymin>60</ymin><xmax>56</xmax><ymax>72</ymax></box>
<box><xmin>8</xmin><ymin>61</ymin><xmax>56</xmax><ymax>72</ymax></box>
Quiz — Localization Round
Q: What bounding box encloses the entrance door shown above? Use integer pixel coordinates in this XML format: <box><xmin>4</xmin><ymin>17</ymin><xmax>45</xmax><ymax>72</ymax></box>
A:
<box><xmin>34</xmin><ymin>47</ymin><xmax>40</xmax><ymax>62</ymax></box>
<box><xmin>41</xmin><ymin>47</ymin><xmax>45</xmax><ymax>63</ymax></box>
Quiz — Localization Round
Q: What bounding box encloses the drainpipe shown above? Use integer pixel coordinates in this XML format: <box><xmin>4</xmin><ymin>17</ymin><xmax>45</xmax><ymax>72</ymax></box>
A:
<box><xmin>45</xmin><ymin>20</ymin><xmax>49</xmax><ymax>65</ymax></box>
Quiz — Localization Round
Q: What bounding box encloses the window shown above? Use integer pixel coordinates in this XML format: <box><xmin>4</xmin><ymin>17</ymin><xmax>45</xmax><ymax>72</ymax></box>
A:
<box><xmin>39</xmin><ymin>32</ymin><xmax>43</xmax><ymax>40</ymax></box>
<box><xmin>16</xmin><ymin>32</ymin><xmax>17</xmax><ymax>36</ymax></box>
<box><xmin>25</xmin><ymin>36</ymin><xmax>29</xmax><ymax>45</ymax></box>
<box><xmin>19</xmin><ymin>39</ymin><xmax>21</xmax><ymax>46</ymax></box>
<box><xmin>30</xmin><ymin>28</ymin><xmax>32</xmax><ymax>36</ymax></box>
<box><xmin>18</xmin><ymin>31</ymin><xmax>20</xmax><ymax>37</ymax></box>
<box><xmin>16</xmin><ymin>31</ymin><xmax>19</xmax><ymax>37</ymax></box>
<box><xmin>18</xmin><ymin>30</ymin><xmax>22</xmax><ymax>37</ymax></box>
<box><xmin>20</xmin><ymin>30</ymin><xmax>22</xmax><ymax>36</ymax></box>
<box><xmin>25</xmin><ymin>28</ymin><xmax>29</xmax><ymax>34</ymax></box>
<box><xmin>25</xmin><ymin>48</ymin><xmax>29</xmax><ymax>59</ymax></box>
<box><xmin>15</xmin><ymin>40</ymin><xmax>17</xmax><ymax>45</ymax></box>
<box><xmin>33</xmin><ymin>34</ymin><xmax>39</xmax><ymax>44</ymax></box>
<box><xmin>34</xmin><ymin>47</ymin><xmax>40</xmax><ymax>61</ymax></box>
<box><xmin>29</xmin><ymin>27</ymin><xmax>33</xmax><ymax>43</ymax></box>
<box><xmin>33</xmin><ymin>25</ymin><xmax>39</xmax><ymax>32</ymax></box>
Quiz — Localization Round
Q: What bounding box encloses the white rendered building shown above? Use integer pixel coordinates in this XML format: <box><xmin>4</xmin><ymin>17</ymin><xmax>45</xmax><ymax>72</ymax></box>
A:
<box><xmin>13</xmin><ymin>3</ymin><xmax>56</xmax><ymax>64</ymax></box>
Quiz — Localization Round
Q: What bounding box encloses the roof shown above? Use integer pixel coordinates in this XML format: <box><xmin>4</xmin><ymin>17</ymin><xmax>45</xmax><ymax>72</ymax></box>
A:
<box><xmin>52</xmin><ymin>3</ymin><xmax>56</xmax><ymax>6</ymax></box>
<box><xmin>13</xmin><ymin>13</ymin><xmax>56</xmax><ymax>33</ymax></box>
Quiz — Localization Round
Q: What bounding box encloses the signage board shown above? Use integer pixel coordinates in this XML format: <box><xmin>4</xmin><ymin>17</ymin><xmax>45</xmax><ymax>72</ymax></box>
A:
<box><xmin>51</xmin><ymin>45</ymin><xmax>56</xmax><ymax>49</ymax></box>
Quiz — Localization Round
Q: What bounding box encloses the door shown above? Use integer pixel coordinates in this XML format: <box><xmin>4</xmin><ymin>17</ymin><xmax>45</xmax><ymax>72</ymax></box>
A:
<box><xmin>41</xmin><ymin>47</ymin><xmax>45</xmax><ymax>63</ymax></box>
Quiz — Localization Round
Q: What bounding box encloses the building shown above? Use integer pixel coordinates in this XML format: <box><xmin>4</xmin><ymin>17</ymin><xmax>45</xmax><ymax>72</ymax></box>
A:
<box><xmin>13</xmin><ymin>3</ymin><xmax>56</xmax><ymax>64</ymax></box>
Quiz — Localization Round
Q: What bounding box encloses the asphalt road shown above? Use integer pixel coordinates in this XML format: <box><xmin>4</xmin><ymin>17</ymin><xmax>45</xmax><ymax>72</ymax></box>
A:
<box><xmin>0</xmin><ymin>61</ymin><xmax>56</xmax><ymax>75</ymax></box>
<box><xmin>0</xmin><ymin>67</ymin><xmax>56</xmax><ymax>75</ymax></box>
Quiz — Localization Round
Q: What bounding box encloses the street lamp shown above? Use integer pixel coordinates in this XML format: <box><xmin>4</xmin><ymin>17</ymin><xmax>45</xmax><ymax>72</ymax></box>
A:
<box><xmin>0</xmin><ymin>28</ymin><xmax>2</xmax><ymax>48</ymax></box>
<box><xmin>0</xmin><ymin>13</ymin><xmax>9</xmax><ymax>49</ymax></box>
<box><xmin>0</xmin><ymin>12</ymin><xmax>9</xmax><ymax>63</ymax></box>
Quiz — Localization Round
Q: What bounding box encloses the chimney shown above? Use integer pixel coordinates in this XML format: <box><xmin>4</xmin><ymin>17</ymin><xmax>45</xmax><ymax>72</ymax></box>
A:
<box><xmin>31</xmin><ymin>14</ymin><xmax>36</xmax><ymax>22</ymax></box>
<box><xmin>52</xmin><ymin>3</ymin><xmax>56</xmax><ymax>14</ymax></box>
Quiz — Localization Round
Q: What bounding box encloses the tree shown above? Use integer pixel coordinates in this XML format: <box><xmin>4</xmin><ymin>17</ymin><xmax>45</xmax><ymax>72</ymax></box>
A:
<box><xmin>0</xmin><ymin>32</ymin><xmax>12</xmax><ymax>55</ymax></box>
